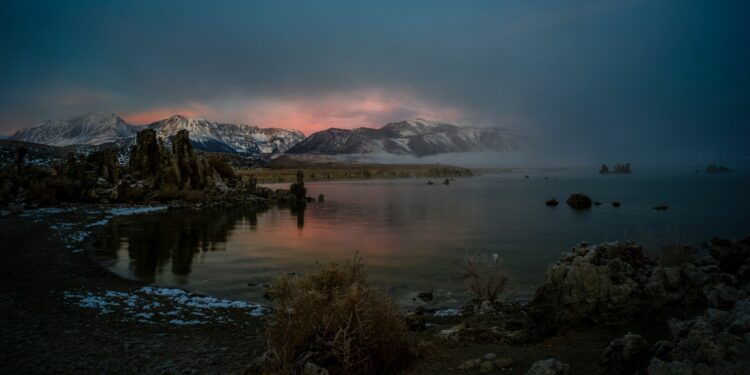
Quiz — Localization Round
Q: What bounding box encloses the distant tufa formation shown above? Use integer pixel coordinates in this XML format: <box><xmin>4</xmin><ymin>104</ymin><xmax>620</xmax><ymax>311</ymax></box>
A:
<box><xmin>0</xmin><ymin>128</ymin><xmax>310</xmax><ymax>208</ymax></box>
<box><xmin>704</xmin><ymin>164</ymin><xmax>731</xmax><ymax>173</ymax></box>
<box><xmin>599</xmin><ymin>163</ymin><xmax>631</xmax><ymax>174</ymax></box>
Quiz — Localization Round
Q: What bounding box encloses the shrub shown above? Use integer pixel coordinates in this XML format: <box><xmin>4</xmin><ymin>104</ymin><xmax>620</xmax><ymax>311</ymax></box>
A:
<box><xmin>263</xmin><ymin>255</ymin><xmax>416</xmax><ymax>374</ymax></box>
<box><xmin>463</xmin><ymin>252</ymin><xmax>508</xmax><ymax>303</ymax></box>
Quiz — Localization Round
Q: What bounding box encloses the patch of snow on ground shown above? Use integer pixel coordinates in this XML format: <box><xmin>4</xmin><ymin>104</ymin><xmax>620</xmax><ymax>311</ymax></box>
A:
<box><xmin>63</xmin><ymin>286</ymin><xmax>266</xmax><ymax>324</ymax></box>
<box><xmin>86</xmin><ymin>219</ymin><xmax>110</xmax><ymax>227</ymax></box>
<box><xmin>433</xmin><ymin>308</ymin><xmax>462</xmax><ymax>317</ymax></box>
<box><xmin>169</xmin><ymin>319</ymin><xmax>207</xmax><ymax>325</ymax></box>
<box><xmin>109</xmin><ymin>206</ymin><xmax>167</xmax><ymax>216</ymax></box>
<box><xmin>140</xmin><ymin>286</ymin><xmax>265</xmax><ymax>316</ymax></box>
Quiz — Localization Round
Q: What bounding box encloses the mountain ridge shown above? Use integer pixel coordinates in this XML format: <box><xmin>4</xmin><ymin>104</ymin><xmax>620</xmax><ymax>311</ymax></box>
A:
<box><xmin>287</xmin><ymin>118</ymin><xmax>524</xmax><ymax>156</ymax></box>
<box><xmin>10</xmin><ymin>113</ymin><xmax>305</xmax><ymax>155</ymax></box>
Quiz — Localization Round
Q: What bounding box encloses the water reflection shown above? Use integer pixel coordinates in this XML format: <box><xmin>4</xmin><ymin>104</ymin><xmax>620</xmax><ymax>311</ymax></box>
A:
<box><xmin>98</xmin><ymin>206</ymin><xmax>305</xmax><ymax>282</ymax></box>
<box><xmin>94</xmin><ymin>172</ymin><xmax>750</xmax><ymax>305</ymax></box>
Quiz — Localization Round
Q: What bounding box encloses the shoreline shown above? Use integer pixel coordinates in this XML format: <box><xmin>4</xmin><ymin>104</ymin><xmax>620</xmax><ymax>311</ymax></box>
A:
<box><xmin>3</xmin><ymin>204</ymin><xmax>749</xmax><ymax>374</ymax></box>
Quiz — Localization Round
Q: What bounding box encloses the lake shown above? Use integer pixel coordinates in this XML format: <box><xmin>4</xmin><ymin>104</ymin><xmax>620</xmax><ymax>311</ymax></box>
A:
<box><xmin>93</xmin><ymin>168</ymin><xmax>750</xmax><ymax>308</ymax></box>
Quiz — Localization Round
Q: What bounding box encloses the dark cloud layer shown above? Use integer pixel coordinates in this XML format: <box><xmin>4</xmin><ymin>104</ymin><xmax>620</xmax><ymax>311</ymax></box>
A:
<box><xmin>1</xmin><ymin>0</ymin><xmax>748</xmax><ymax>166</ymax></box>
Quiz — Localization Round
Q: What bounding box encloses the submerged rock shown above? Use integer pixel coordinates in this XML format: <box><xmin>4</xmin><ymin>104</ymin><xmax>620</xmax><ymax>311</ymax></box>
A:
<box><xmin>653</xmin><ymin>205</ymin><xmax>669</xmax><ymax>211</ymax></box>
<box><xmin>612</xmin><ymin>201</ymin><xmax>621</xmax><ymax>207</ymax></box>
<box><xmin>566</xmin><ymin>193</ymin><xmax>592</xmax><ymax>209</ymax></box>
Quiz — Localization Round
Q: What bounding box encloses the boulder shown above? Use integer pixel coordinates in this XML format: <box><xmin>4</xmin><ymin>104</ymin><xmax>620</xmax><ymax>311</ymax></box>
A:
<box><xmin>647</xmin><ymin>298</ymin><xmax>750</xmax><ymax>374</ymax></box>
<box><xmin>529</xmin><ymin>242</ymin><xmax>656</xmax><ymax>328</ymax></box>
<box><xmin>526</xmin><ymin>359</ymin><xmax>570</xmax><ymax>375</ymax></box>
<box><xmin>599</xmin><ymin>333</ymin><xmax>650</xmax><ymax>374</ymax></box>
<box><xmin>566</xmin><ymin>193</ymin><xmax>592</xmax><ymax>209</ymax></box>
<box><xmin>545</xmin><ymin>199</ymin><xmax>559</xmax><ymax>207</ymax></box>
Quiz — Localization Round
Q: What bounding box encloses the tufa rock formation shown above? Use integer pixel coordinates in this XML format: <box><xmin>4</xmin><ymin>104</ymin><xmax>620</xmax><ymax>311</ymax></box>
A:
<box><xmin>289</xmin><ymin>170</ymin><xmax>307</xmax><ymax>207</ymax></box>
<box><xmin>600</xmin><ymin>163</ymin><xmax>631</xmax><ymax>174</ymax></box>
<box><xmin>529</xmin><ymin>237</ymin><xmax>750</xmax><ymax>332</ymax></box>
<box><xmin>704</xmin><ymin>164</ymin><xmax>731</xmax><ymax>173</ymax></box>
<box><xmin>130</xmin><ymin>128</ymin><xmax>162</xmax><ymax>178</ymax></box>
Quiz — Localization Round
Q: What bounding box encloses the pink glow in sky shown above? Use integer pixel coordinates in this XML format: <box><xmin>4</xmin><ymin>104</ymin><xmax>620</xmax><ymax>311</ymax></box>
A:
<box><xmin>122</xmin><ymin>90</ymin><xmax>463</xmax><ymax>134</ymax></box>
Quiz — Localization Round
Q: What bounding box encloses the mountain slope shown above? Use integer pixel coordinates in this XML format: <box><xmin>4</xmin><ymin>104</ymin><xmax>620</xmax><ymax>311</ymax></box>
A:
<box><xmin>147</xmin><ymin>115</ymin><xmax>304</xmax><ymax>154</ymax></box>
<box><xmin>10</xmin><ymin>113</ymin><xmax>138</xmax><ymax>146</ymax></box>
<box><xmin>287</xmin><ymin>119</ymin><xmax>524</xmax><ymax>156</ymax></box>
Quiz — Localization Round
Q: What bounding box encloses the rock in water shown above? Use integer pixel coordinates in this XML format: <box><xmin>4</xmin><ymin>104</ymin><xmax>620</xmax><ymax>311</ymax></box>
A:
<box><xmin>612</xmin><ymin>201</ymin><xmax>621</xmax><ymax>207</ymax></box>
<box><xmin>545</xmin><ymin>199</ymin><xmax>559</xmax><ymax>207</ymax></box>
<box><xmin>289</xmin><ymin>170</ymin><xmax>307</xmax><ymax>207</ymax></box>
<box><xmin>566</xmin><ymin>193</ymin><xmax>592</xmax><ymax>209</ymax></box>
<box><xmin>526</xmin><ymin>359</ymin><xmax>570</xmax><ymax>375</ymax></box>
<box><xmin>599</xmin><ymin>164</ymin><xmax>610</xmax><ymax>174</ymax></box>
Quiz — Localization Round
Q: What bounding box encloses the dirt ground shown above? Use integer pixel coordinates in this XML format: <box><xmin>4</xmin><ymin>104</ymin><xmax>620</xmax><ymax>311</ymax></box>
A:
<box><xmin>1</xmin><ymin>210</ymin><xmax>670</xmax><ymax>374</ymax></box>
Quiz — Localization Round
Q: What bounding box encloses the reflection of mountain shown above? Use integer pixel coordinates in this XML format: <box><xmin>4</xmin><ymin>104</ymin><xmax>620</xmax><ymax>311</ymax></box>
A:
<box><xmin>98</xmin><ymin>206</ymin><xmax>304</xmax><ymax>281</ymax></box>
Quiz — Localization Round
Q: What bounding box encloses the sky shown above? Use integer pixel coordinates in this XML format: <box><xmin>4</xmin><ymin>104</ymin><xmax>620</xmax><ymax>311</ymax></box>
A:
<box><xmin>0</xmin><ymin>0</ymin><xmax>748</xmax><ymax>165</ymax></box>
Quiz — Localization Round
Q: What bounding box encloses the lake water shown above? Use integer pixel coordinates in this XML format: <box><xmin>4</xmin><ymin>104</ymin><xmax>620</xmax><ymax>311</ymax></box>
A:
<box><xmin>93</xmin><ymin>169</ymin><xmax>750</xmax><ymax>307</ymax></box>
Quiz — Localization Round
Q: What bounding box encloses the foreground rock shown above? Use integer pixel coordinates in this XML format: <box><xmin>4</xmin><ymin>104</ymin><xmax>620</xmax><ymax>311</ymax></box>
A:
<box><xmin>599</xmin><ymin>333</ymin><xmax>650</xmax><ymax>374</ymax></box>
<box><xmin>529</xmin><ymin>238</ymin><xmax>750</xmax><ymax>330</ymax></box>
<box><xmin>526</xmin><ymin>359</ymin><xmax>570</xmax><ymax>375</ymax></box>
<box><xmin>648</xmin><ymin>298</ymin><xmax>750</xmax><ymax>374</ymax></box>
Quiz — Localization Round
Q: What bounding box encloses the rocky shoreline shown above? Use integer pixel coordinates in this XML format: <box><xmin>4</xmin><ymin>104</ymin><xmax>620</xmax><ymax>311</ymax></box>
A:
<box><xmin>2</xmin><ymin>200</ymin><xmax>748</xmax><ymax>373</ymax></box>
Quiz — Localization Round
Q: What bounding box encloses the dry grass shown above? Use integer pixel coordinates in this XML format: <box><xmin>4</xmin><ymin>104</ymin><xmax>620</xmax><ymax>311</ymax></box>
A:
<box><xmin>463</xmin><ymin>252</ymin><xmax>508</xmax><ymax>303</ymax></box>
<box><xmin>262</xmin><ymin>255</ymin><xmax>416</xmax><ymax>374</ymax></box>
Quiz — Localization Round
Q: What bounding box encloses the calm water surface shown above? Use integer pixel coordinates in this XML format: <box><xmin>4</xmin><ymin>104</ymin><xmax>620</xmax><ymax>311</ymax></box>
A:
<box><xmin>94</xmin><ymin>169</ymin><xmax>750</xmax><ymax>307</ymax></box>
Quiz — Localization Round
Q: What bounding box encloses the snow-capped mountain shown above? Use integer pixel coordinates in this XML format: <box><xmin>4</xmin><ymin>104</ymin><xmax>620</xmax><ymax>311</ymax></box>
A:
<box><xmin>10</xmin><ymin>113</ymin><xmax>138</xmax><ymax>146</ymax></box>
<box><xmin>287</xmin><ymin>119</ymin><xmax>524</xmax><ymax>156</ymax></box>
<box><xmin>147</xmin><ymin>115</ymin><xmax>304</xmax><ymax>154</ymax></box>
<box><xmin>10</xmin><ymin>113</ymin><xmax>305</xmax><ymax>155</ymax></box>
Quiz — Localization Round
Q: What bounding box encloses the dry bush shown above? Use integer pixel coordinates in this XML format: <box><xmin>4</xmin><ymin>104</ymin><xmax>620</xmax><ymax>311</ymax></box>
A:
<box><xmin>263</xmin><ymin>255</ymin><xmax>416</xmax><ymax>374</ymax></box>
<box><xmin>463</xmin><ymin>252</ymin><xmax>508</xmax><ymax>303</ymax></box>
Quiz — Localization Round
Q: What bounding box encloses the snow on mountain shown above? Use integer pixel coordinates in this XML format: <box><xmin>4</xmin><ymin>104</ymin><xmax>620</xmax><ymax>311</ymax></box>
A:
<box><xmin>10</xmin><ymin>113</ymin><xmax>305</xmax><ymax>155</ymax></box>
<box><xmin>287</xmin><ymin>118</ymin><xmax>524</xmax><ymax>156</ymax></box>
<box><xmin>10</xmin><ymin>113</ymin><xmax>138</xmax><ymax>147</ymax></box>
<box><xmin>147</xmin><ymin>115</ymin><xmax>304</xmax><ymax>154</ymax></box>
